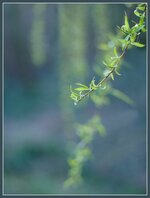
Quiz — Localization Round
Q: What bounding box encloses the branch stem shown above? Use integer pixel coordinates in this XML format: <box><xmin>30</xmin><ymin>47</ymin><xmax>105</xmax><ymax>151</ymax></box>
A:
<box><xmin>77</xmin><ymin>44</ymin><xmax>129</xmax><ymax>103</ymax></box>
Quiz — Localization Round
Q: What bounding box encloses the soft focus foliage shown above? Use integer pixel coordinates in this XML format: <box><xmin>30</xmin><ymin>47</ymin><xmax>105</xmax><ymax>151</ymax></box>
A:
<box><xmin>66</xmin><ymin>3</ymin><xmax>146</xmax><ymax>188</ymax></box>
<box><xmin>4</xmin><ymin>3</ymin><xmax>146</xmax><ymax>194</ymax></box>
<box><xmin>70</xmin><ymin>3</ymin><xmax>146</xmax><ymax>105</ymax></box>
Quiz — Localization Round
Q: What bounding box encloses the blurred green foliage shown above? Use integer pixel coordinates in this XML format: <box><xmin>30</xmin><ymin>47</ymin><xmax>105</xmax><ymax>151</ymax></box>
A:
<box><xmin>30</xmin><ymin>5</ymin><xmax>46</xmax><ymax>66</ymax></box>
<box><xmin>66</xmin><ymin>3</ymin><xmax>146</xmax><ymax>188</ymax></box>
<box><xmin>4</xmin><ymin>3</ymin><xmax>146</xmax><ymax>195</ymax></box>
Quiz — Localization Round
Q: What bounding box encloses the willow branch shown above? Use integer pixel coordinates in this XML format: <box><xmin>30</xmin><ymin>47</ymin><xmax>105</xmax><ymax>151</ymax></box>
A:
<box><xmin>77</xmin><ymin>44</ymin><xmax>129</xmax><ymax>103</ymax></box>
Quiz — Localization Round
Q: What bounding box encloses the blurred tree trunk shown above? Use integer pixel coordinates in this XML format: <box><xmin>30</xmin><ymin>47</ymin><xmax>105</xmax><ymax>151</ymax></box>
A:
<box><xmin>30</xmin><ymin>4</ymin><xmax>46</xmax><ymax>67</ymax></box>
<box><xmin>58</xmin><ymin>4</ymin><xmax>88</xmax><ymax>133</ymax></box>
<box><xmin>4</xmin><ymin>4</ymin><xmax>36</xmax><ymax>91</ymax></box>
<box><xmin>92</xmin><ymin>4</ymin><xmax>110</xmax><ymax>68</ymax></box>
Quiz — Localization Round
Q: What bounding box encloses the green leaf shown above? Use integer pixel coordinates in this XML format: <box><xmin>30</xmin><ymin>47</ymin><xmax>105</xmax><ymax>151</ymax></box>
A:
<box><xmin>70</xmin><ymin>87</ymin><xmax>79</xmax><ymax>101</ymax></box>
<box><xmin>110</xmin><ymin>73</ymin><xmax>114</xmax><ymax>80</ymax></box>
<box><xmin>130</xmin><ymin>33</ymin><xmax>136</xmax><ymax>43</ymax></box>
<box><xmin>124</xmin><ymin>12</ymin><xmax>130</xmax><ymax>31</ymax></box>
<box><xmin>113</xmin><ymin>47</ymin><xmax>118</xmax><ymax>57</ymax></box>
<box><xmin>137</xmin><ymin>7</ymin><xmax>145</xmax><ymax>11</ymax></box>
<box><xmin>110</xmin><ymin>59</ymin><xmax>118</xmax><ymax>67</ymax></box>
<box><xmin>117</xmin><ymin>26</ymin><xmax>126</xmax><ymax>34</ymax></box>
<box><xmin>70</xmin><ymin>90</ymin><xmax>79</xmax><ymax>97</ymax></box>
<box><xmin>119</xmin><ymin>39</ymin><xmax>129</xmax><ymax>44</ymax></box>
<box><xmin>124</xmin><ymin>34</ymin><xmax>130</xmax><ymax>41</ymax></box>
<box><xmin>75</xmin><ymin>83</ymin><xmax>89</xmax><ymax>89</ymax></box>
<box><xmin>142</xmin><ymin>27</ymin><xmax>146</xmax><ymax>32</ymax></box>
<box><xmin>121</xmin><ymin>25</ymin><xmax>127</xmax><ymax>33</ymax></box>
<box><xmin>131</xmin><ymin>42</ymin><xmax>145</xmax><ymax>47</ymax></box>
<box><xmin>120</xmin><ymin>39</ymin><xmax>130</xmax><ymax>51</ymax></box>
<box><xmin>134</xmin><ymin>10</ymin><xmax>142</xmax><ymax>17</ymax></box>
<box><xmin>132</xmin><ymin>24</ymin><xmax>145</xmax><ymax>33</ymax></box>
<box><xmin>137</xmin><ymin>4</ymin><xmax>146</xmax><ymax>11</ymax></box>
<box><xmin>115</xmin><ymin>68</ymin><xmax>121</xmax><ymax>76</ymax></box>
<box><xmin>138</xmin><ymin>3</ymin><xmax>146</xmax><ymax>7</ymax></box>
<box><xmin>90</xmin><ymin>78</ymin><xmax>98</xmax><ymax>90</ymax></box>
<box><xmin>70</xmin><ymin>94</ymin><xmax>78</xmax><ymax>101</ymax></box>
<box><xmin>74</xmin><ymin>87</ymin><xmax>89</xmax><ymax>91</ymax></box>
<box><xmin>102</xmin><ymin>61</ymin><xmax>108</xmax><ymax>67</ymax></box>
<box><xmin>111</xmin><ymin>56</ymin><xmax>120</xmax><ymax>60</ymax></box>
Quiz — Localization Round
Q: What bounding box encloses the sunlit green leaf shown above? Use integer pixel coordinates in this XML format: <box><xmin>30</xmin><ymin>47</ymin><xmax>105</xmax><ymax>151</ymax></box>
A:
<box><xmin>119</xmin><ymin>39</ymin><xmax>128</xmax><ymax>44</ymax></box>
<box><xmin>115</xmin><ymin>68</ymin><xmax>121</xmax><ymax>76</ymax></box>
<box><xmin>130</xmin><ymin>33</ymin><xmax>136</xmax><ymax>43</ymax></box>
<box><xmin>124</xmin><ymin>12</ymin><xmax>130</xmax><ymax>31</ymax></box>
<box><xmin>124</xmin><ymin>34</ymin><xmax>130</xmax><ymax>41</ymax></box>
<box><xmin>90</xmin><ymin>78</ymin><xmax>98</xmax><ymax>90</ymax></box>
<box><xmin>74</xmin><ymin>87</ymin><xmax>89</xmax><ymax>91</ymax></box>
<box><xmin>131</xmin><ymin>42</ymin><xmax>145</xmax><ymax>47</ymax></box>
<box><xmin>117</xmin><ymin>25</ymin><xmax>127</xmax><ymax>35</ymax></box>
<box><xmin>76</xmin><ymin>83</ymin><xmax>89</xmax><ymax>89</ymax></box>
<box><xmin>113</xmin><ymin>47</ymin><xmax>118</xmax><ymax>57</ymax></box>
<box><xmin>142</xmin><ymin>27</ymin><xmax>146</xmax><ymax>32</ymax></box>
<box><xmin>110</xmin><ymin>73</ymin><xmax>114</xmax><ymax>80</ymax></box>
<box><xmin>110</xmin><ymin>59</ymin><xmax>118</xmax><ymax>67</ymax></box>
<box><xmin>134</xmin><ymin>10</ymin><xmax>142</xmax><ymax>17</ymax></box>
<box><xmin>137</xmin><ymin>4</ymin><xmax>146</xmax><ymax>11</ymax></box>
<box><xmin>132</xmin><ymin>24</ymin><xmax>145</xmax><ymax>33</ymax></box>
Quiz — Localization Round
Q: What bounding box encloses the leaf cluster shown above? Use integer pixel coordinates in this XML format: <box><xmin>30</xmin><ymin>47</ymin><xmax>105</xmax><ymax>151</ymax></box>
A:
<box><xmin>70</xmin><ymin>3</ymin><xmax>146</xmax><ymax>105</ymax></box>
<box><xmin>64</xmin><ymin>115</ymin><xmax>105</xmax><ymax>188</ymax></box>
<box><xmin>66</xmin><ymin>3</ymin><xmax>146</xmax><ymax>188</ymax></box>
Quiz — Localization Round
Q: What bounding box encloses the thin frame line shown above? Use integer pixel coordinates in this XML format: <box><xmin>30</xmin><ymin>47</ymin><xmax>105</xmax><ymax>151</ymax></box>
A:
<box><xmin>2</xmin><ymin>1</ymin><xmax>148</xmax><ymax>196</ymax></box>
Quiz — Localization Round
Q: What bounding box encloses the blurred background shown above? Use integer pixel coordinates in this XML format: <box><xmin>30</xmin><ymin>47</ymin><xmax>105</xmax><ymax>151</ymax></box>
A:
<box><xmin>4</xmin><ymin>3</ymin><xmax>146</xmax><ymax>194</ymax></box>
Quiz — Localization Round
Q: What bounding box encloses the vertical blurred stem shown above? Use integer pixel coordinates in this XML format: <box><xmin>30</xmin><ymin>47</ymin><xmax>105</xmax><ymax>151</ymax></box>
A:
<box><xmin>30</xmin><ymin>4</ymin><xmax>46</xmax><ymax>67</ymax></box>
<box><xmin>7</xmin><ymin>4</ymin><xmax>36</xmax><ymax>90</ymax></box>
<box><xmin>58</xmin><ymin>4</ymin><xmax>88</xmax><ymax>132</ymax></box>
<box><xmin>92</xmin><ymin>4</ymin><xmax>110</xmax><ymax>63</ymax></box>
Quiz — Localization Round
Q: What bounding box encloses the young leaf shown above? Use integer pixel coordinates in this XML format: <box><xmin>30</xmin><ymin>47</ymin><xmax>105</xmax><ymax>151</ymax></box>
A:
<box><xmin>74</xmin><ymin>87</ymin><xmax>89</xmax><ymax>91</ymax></box>
<box><xmin>117</xmin><ymin>25</ymin><xmax>126</xmax><ymax>34</ymax></box>
<box><xmin>130</xmin><ymin>33</ymin><xmax>136</xmax><ymax>43</ymax></box>
<box><xmin>134</xmin><ymin>10</ymin><xmax>142</xmax><ymax>17</ymax></box>
<box><xmin>131</xmin><ymin>42</ymin><xmax>145</xmax><ymax>47</ymax></box>
<box><xmin>110</xmin><ymin>73</ymin><xmax>114</xmax><ymax>80</ymax></box>
<box><xmin>90</xmin><ymin>78</ymin><xmax>98</xmax><ymax>90</ymax></box>
<box><xmin>121</xmin><ymin>25</ymin><xmax>127</xmax><ymax>33</ymax></box>
<box><xmin>113</xmin><ymin>47</ymin><xmax>118</xmax><ymax>57</ymax></box>
<box><xmin>102</xmin><ymin>61</ymin><xmax>108</xmax><ymax>67</ymax></box>
<box><xmin>110</xmin><ymin>59</ymin><xmax>118</xmax><ymax>67</ymax></box>
<box><xmin>111</xmin><ymin>56</ymin><xmax>120</xmax><ymax>60</ymax></box>
<box><xmin>132</xmin><ymin>24</ymin><xmax>145</xmax><ymax>33</ymax></box>
<box><xmin>142</xmin><ymin>27</ymin><xmax>146</xmax><ymax>32</ymax></box>
<box><xmin>124</xmin><ymin>12</ymin><xmax>130</xmax><ymax>31</ymax></box>
<box><xmin>70</xmin><ymin>93</ymin><xmax>78</xmax><ymax>101</ymax></box>
<box><xmin>124</xmin><ymin>34</ymin><xmax>130</xmax><ymax>41</ymax></box>
<box><xmin>76</xmin><ymin>83</ymin><xmax>89</xmax><ymax>89</ymax></box>
<box><xmin>115</xmin><ymin>68</ymin><xmax>121</xmax><ymax>76</ymax></box>
<box><xmin>137</xmin><ymin>4</ymin><xmax>146</xmax><ymax>11</ymax></box>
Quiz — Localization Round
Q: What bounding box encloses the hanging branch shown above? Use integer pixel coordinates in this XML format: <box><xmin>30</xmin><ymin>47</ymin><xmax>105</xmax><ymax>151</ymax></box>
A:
<box><xmin>64</xmin><ymin>3</ymin><xmax>147</xmax><ymax>188</ymax></box>
<box><xmin>70</xmin><ymin>3</ymin><xmax>147</xmax><ymax>106</ymax></box>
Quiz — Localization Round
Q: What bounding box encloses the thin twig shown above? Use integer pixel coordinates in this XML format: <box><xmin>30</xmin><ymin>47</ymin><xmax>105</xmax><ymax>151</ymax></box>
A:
<box><xmin>77</xmin><ymin>44</ymin><xmax>129</xmax><ymax>103</ymax></box>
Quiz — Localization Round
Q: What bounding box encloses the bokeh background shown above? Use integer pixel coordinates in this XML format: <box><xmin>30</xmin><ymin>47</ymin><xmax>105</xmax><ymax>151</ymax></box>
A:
<box><xmin>4</xmin><ymin>3</ymin><xmax>146</xmax><ymax>194</ymax></box>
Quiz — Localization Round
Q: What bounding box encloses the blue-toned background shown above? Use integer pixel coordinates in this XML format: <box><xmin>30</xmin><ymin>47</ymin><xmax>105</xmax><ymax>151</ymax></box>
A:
<box><xmin>4</xmin><ymin>3</ymin><xmax>146</xmax><ymax>194</ymax></box>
